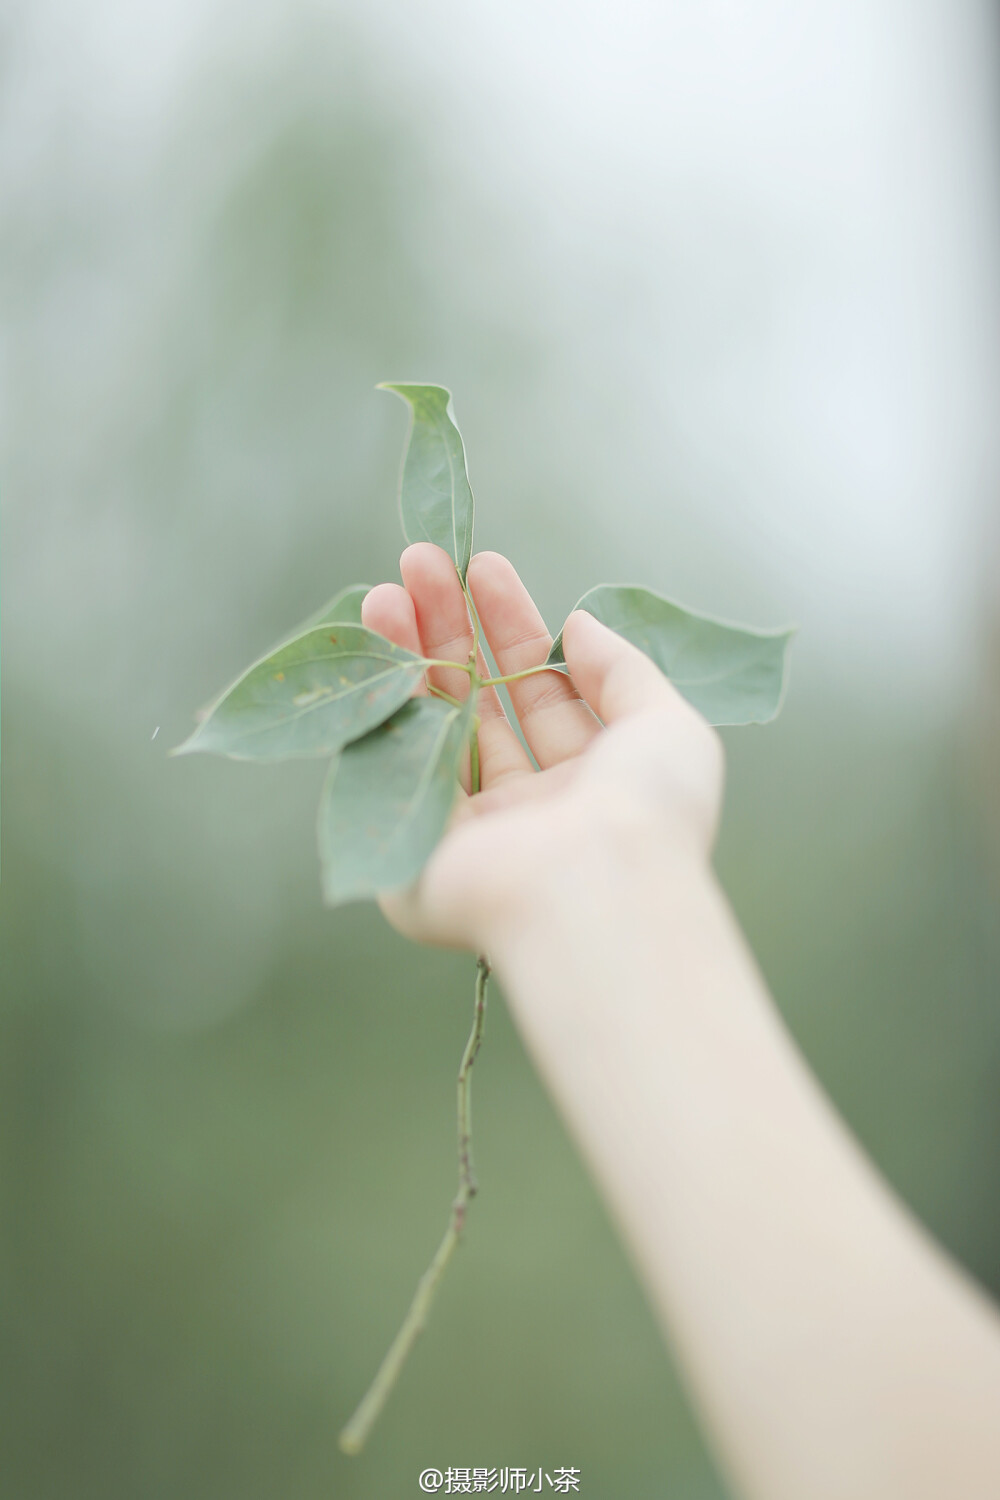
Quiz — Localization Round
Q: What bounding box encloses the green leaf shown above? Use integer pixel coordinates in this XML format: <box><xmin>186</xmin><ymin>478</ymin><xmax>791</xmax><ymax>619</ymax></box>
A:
<box><xmin>318</xmin><ymin>696</ymin><xmax>470</xmax><ymax>905</ymax></box>
<box><xmin>187</xmin><ymin>587</ymin><xmax>374</xmax><ymax>734</ymax></box>
<box><xmin>547</xmin><ymin>584</ymin><xmax>794</xmax><ymax>726</ymax></box>
<box><xmin>292</xmin><ymin>582</ymin><xmax>371</xmax><ymax>633</ymax></box>
<box><xmin>173</xmin><ymin>625</ymin><xmax>427</xmax><ymax>761</ymax></box>
<box><xmin>378</xmin><ymin>383</ymin><xmax>475</xmax><ymax>581</ymax></box>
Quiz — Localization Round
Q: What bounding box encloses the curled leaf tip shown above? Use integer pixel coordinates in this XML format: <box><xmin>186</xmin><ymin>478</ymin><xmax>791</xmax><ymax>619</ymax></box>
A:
<box><xmin>167</xmin><ymin>734</ymin><xmax>200</xmax><ymax>758</ymax></box>
<box><xmin>377</xmin><ymin>380</ymin><xmax>452</xmax><ymax>398</ymax></box>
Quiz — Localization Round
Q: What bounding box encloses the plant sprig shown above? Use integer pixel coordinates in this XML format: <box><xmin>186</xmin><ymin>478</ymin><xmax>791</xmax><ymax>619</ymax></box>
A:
<box><xmin>174</xmin><ymin>382</ymin><xmax>794</xmax><ymax>1451</ymax></box>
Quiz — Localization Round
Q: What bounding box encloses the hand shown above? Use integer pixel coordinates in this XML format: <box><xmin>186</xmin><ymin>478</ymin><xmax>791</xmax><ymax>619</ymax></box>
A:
<box><xmin>361</xmin><ymin>544</ymin><xmax>725</xmax><ymax>955</ymax></box>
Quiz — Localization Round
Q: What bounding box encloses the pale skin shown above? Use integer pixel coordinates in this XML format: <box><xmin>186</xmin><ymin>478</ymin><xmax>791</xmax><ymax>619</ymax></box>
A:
<box><xmin>362</xmin><ymin>542</ymin><xmax>1000</xmax><ymax>1500</ymax></box>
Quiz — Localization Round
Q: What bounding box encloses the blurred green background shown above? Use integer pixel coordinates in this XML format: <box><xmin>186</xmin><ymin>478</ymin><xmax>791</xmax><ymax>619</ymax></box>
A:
<box><xmin>2</xmin><ymin>2</ymin><xmax>999</xmax><ymax>1496</ymax></box>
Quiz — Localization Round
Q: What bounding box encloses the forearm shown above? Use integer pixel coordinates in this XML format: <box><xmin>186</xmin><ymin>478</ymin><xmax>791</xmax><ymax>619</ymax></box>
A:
<box><xmin>492</xmin><ymin>841</ymin><xmax>1000</xmax><ymax>1500</ymax></box>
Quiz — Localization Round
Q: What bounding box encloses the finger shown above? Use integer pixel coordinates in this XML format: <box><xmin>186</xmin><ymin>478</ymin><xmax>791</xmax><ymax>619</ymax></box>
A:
<box><xmin>361</xmin><ymin>583</ymin><xmax>427</xmax><ymax>693</ymax></box>
<box><xmin>561</xmin><ymin>609</ymin><xmax>689</xmax><ymax>724</ymax></box>
<box><xmin>363</xmin><ymin>573</ymin><xmax>476</xmax><ymax>786</ymax></box>
<box><xmin>375</xmin><ymin>784</ymin><xmax>476</xmax><ymax>949</ymax></box>
<box><xmin>467</xmin><ymin>552</ymin><xmax>601</xmax><ymax>768</ymax></box>
<box><xmin>399</xmin><ymin>544</ymin><xmax>476</xmax><ymax>702</ymax></box>
<box><xmin>400</xmin><ymin>544</ymin><xmax>533</xmax><ymax>790</ymax></box>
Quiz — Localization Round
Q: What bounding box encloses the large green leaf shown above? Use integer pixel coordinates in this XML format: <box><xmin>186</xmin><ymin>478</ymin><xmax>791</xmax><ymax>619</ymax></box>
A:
<box><xmin>188</xmin><ymin>587</ymin><xmax>375</xmax><ymax>735</ymax></box>
<box><xmin>173</xmin><ymin>624</ymin><xmax>427</xmax><ymax>761</ymax></box>
<box><xmin>378</xmin><ymin>383</ymin><xmax>474</xmax><ymax>581</ymax></box>
<box><xmin>547</xmin><ymin>584</ymin><xmax>794</xmax><ymax>726</ymax></box>
<box><xmin>292</xmin><ymin>582</ymin><xmax>371</xmax><ymax>634</ymax></box>
<box><xmin>318</xmin><ymin>696</ymin><xmax>470</xmax><ymax>905</ymax></box>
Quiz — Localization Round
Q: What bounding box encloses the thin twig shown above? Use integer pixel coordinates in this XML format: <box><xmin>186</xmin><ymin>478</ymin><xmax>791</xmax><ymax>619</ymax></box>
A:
<box><xmin>338</xmin><ymin>957</ymin><xmax>491</xmax><ymax>1455</ymax></box>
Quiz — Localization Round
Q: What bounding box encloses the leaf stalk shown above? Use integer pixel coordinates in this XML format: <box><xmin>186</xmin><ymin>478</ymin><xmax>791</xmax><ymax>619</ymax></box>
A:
<box><xmin>480</xmin><ymin>663</ymin><xmax>563</xmax><ymax>688</ymax></box>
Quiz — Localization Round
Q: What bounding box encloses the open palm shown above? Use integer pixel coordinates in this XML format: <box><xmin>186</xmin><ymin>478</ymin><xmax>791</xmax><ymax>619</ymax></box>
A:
<box><xmin>361</xmin><ymin>543</ymin><xmax>724</xmax><ymax>952</ymax></box>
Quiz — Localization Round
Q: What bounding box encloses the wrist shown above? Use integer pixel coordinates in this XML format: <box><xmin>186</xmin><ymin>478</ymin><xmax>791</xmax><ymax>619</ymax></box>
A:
<box><xmin>483</xmin><ymin>806</ymin><xmax>720</xmax><ymax>968</ymax></box>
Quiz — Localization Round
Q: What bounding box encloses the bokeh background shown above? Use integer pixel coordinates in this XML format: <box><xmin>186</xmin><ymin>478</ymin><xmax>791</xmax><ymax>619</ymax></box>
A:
<box><xmin>2</xmin><ymin>1</ymin><xmax>999</xmax><ymax>1495</ymax></box>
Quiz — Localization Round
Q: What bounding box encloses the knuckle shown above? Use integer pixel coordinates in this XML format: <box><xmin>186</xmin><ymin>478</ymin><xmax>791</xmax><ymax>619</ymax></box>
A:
<box><xmin>502</xmin><ymin>622</ymin><xmax>551</xmax><ymax>658</ymax></box>
<box><xmin>521</xmin><ymin>677</ymin><xmax>578</xmax><ymax>720</ymax></box>
<box><xmin>426</xmin><ymin>631</ymin><xmax>471</xmax><ymax>658</ymax></box>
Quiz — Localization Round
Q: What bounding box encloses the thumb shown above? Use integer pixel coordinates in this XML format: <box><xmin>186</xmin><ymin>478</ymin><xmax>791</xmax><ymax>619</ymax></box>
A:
<box><xmin>561</xmin><ymin>610</ymin><xmax>682</xmax><ymax>725</ymax></box>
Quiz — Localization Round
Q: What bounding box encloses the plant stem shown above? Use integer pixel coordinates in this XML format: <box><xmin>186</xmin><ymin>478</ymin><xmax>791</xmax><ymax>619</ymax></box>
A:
<box><xmin>480</xmin><ymin>663</ymin><xmax>563</xmax><ymax>688</ymax></box>
<box><xmin>461</xmin><ymin>573</ymin><xmax>484</xmax><ymax>671</ymax></box>
<box><xmin>339</xmin><ymin>608</ymin><xmax>493</xmax><ymax>1457</ymax></box>
<box><xmin>426</xmin><ymin>682</ymin><xmax>463</xmax><ymax>708</ymax></box>
<box><xmin>338</xmin><ymin>956</ymin><xmax>491</xmax><ymax>1456</ymax></box>
<box><xmin>423</xmin><ymin>657</ymin><xmax>475</xmax><ymax>675</ymax></box>
<box><xmin>458</xmin><ymin>957</ymin><xmax>490</xmax><ymax>1199</ymax></box>
<box><xmin>468</xmin><ymin>715</ymin><xmax>481</xmax><ymax>795</ymax></box>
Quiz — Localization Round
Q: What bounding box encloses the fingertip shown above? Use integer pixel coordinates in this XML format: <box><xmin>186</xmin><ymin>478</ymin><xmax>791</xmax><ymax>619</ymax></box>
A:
<box><xmin>399</xmin><ymin>541</ymin><xmax>456</xmax><ymax>580</ymax></box>
<box><xmin>360</xmin><ymin>580</ymin><xmax>404</xmax><ymax>621</ymax></box>
<box><xmin>561</xmin><ymin>608</ymin><xmax>608</xmax><ymax>654</ymax></box>
<box><xmin>361</xmin><ymin>581</ymin><xmax>421</xmax><ymax>653</ymax></box>
<box><xmin>561</xmin><ymin>611</ymin><xmax>609</xmax><ymax>701</ymax></box>
<box><xmin>467</xmin><ymin>549</ymin><xmax>514</xmax><ymax>580</ymax></box>
<box><xmin>562</xmin><ymin>611</ymin><xmax>673</xmax><ymax>724</ymax></box>
<box><xmin>466</xmin><ymin>551</ymin><xmax>519</xmax><ymax>612</ymax></box>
